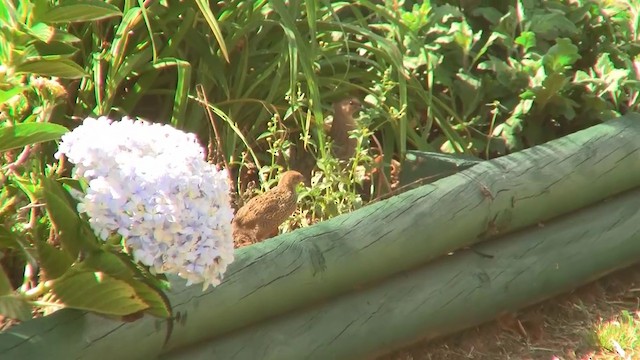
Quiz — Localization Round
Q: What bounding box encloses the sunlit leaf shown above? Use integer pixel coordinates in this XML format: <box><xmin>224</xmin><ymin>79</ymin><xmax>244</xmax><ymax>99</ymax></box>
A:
<box><xmin>14</xmin><ymin>59</ymin><xmax>87</xmax><ymax>79</ymax></box>
<box><xmin>50</xmin><ymin>271</ymin><xmax>148</xmax><ymax>316</ymax></box>
<box><xmin>0</xmin><ymin>87</ymin><xmax>25</xmax><ymax>105</ymax></box>
<box><xmin>515</xmin><ymin>31</ymin><xmax>536</xmax><ymax>52</ymax></box>
<box><xmin>40</xmin><ymin>0</ymin><xmax>122</xmax><ymax>23</ymax></box>
<box><xmin>543</xmin><ymin>38</ymin><xmax>581</xmax><ymax>72</ymax></box>
<box><xmin>81</xmin><ymin>251</ymin><xmax>171</xmax><ymax>318</ymax></box>
<box><xmin>0</xmin><ymin>123</ymin><xmax>68</xmax><ymax>152</ymax></box>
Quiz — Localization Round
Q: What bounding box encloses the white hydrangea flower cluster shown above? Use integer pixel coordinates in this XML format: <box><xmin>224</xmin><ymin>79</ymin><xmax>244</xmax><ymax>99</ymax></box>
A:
<box><xmin>55</xmin><ymin>116</ymin><xmax>235</xmax><ymax>289</ymax></box>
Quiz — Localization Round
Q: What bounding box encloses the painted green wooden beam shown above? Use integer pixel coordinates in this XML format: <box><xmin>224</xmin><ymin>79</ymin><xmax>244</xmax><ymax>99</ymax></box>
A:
<box><xmin>163</xmin><ymin>186</ymin><xmax>640</xmax><ymax>360</ymax></box>
<box><xmin>1</xmin><ymin>114</ymin><xmax>640</xmax><ymax>359</ymax></box>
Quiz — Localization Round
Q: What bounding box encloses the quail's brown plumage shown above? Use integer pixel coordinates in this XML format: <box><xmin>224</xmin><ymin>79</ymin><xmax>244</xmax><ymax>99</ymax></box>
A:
<box><xmin>329</xmin><ymin>97</ymin><xmax>362</xmax><ymax>160</ymax></box>
<box><xmin>232</xmin><ymin>170</ymin><xmax>305</xmax><ymax>244</ymax></box>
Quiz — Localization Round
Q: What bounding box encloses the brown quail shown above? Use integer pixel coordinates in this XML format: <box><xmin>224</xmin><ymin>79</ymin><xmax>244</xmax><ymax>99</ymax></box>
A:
<box><xmin>329</xmin><ymin>97</ymin><xmax>362</xmax><ymax>161</ymax></box>
<box><xmin>232</xmin><ymin>170</ymin><xmax>305</xmax><ymax>244</ymax></box>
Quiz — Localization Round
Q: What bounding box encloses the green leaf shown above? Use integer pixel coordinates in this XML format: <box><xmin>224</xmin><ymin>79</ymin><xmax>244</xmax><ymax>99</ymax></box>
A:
<box><xmin>81</xmin><ymin>251</ymin><xmax>171</xmax><ymax>318</ymax></box>
<box><xmin>0</xmin><ymin>269</ymin><xmax>30</xmax><ymax>321</ymax></box>
<box><xmin>543</xmin><ymin>38</ymin><xmax>581</xmax><ymax>72</ymax></box>
<box><xmin>50</xmin><ymin>270</ymin><xmax>148</xmax><ymax>316</ymax></box>
<box><xmin>0</xmin><ymin>123</ymin><xmax>68</xmax><ymax>152</ymax></box>
<box><xmin>29</xmin><ymin>41</ymin><xmax>79</xmax><ymax>57</ymax></box>
<box><xmin>529</xmin><ymin>12</ymin><xmax>579</xmax><ymax>41</ymax></box>
<box><xmin>0</xmin><ymin>87</ymin><xmax>25</xmax><ymax>106</ymax></box>
<box><xmin>0</xmin><ymin>1</ymin><xmax>18</xmax><ymax>27</ymax></box>
<box><xmin>42</xmin><ymin>177</ymin><xmax>85</xmax><ymax>258</ymax></box>
<box><xmin>82</xmin><ymin>251</ymin><xmax>136</xmax><ymax>281</ymax></box>
<box><xmin>0</xmin><ymin>295</ymin><xmax>32</xmax><ymax>321</ymax></box>
<box><xmin>50</xmin><ymin>28</ymin><xmax>81</xmax><ymax>43</ymax></box>
<box><xmin>34</xmin><ymin>240</ymin><xmax>73</xmax><ymax>279</ymax></box>
<box><xmin>0</xmin><ymin>226</ymin><xmax>21</xmax><ymax>250</ymax></box>
<box><xmin>400</xmin><ymin>151</ymin><xmax>483</xmax><ymax>187</ymax></box>
<box><xmin>194</xmin><ymin>0</ymin><xmax>229</xmax><ymax>62</ymax></box>
<box><xmin>26</xmin><ymin>22</ymin><xmax>54</xmax><ymax>42</ymax></box>
<box><xmin>128</xmin><ymin>281</ymin><xmax>171</xmax><ymax>318</ymax></box>
<box><xmin>14</xmin><ymin>58</ymin><xmax>87</xmax><ymax>79</ymax></box>
<box><xmin>514</xmin><ymin>31</ymin><xmax>536</xmax><ymax>52</ymax></box>
<box><xmin>40</xmin><ymin>0</ymin><xmax>122</xmax><ymax>23</ymax></box>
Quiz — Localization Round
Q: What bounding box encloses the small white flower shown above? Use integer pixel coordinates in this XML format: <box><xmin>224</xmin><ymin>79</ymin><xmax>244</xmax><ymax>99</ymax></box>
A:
<box><xmin>56</xmin><ymin>116</ymin><xmax>235</xmax><ymax>289</ymax></box>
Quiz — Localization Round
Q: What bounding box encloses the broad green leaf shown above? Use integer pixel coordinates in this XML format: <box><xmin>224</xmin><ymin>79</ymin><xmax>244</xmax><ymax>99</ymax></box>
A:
<box><xmin>82</xmin><ymin>251</ymin><xmax>136</xmax><ymax>281</ymax></box>
<box><xmin>0</xmin><ymin>87</ymin><xmax>24</xmax><ymax>105</ymax></box>
<box><xmin>34</xmin><ymin>240</ymin><xmax>73</xmax><ymax>280</ymax></box>
<box><xmin>42</xmin><ymin>177</ymin><xmax>84</xmax><ymax>258</ymax></box>
<box><xmin>14</xmin><ymin>58</ymin><xmax>87</xmax><ymax>79</ymax></box>
<box><xmin>29</xmin><ymin>41</ymin><xmax>79</xmax><ymax>57</ymax></box>
<box><xmin>84</xmin><ymin>251</ymin><xmax>171</xmax><ymax>318</ymax></box>
<box><xmin>0</xmin><ymin>295</ymin><xmax>32</xmax><ymax>321</ymax></box>
<box><xmin>128</xmin><ymin>280</ymin><xmax>171</xmax><ymax>318</ymax></box>
<box><xmin>0</xmin><ymin>123</ymin><xmax>68</xmax><ymax>152</ymax></box>
<box><xmin>113</xmin><ymin>252</ymin><xmax>170</xmax><ymax>292</ymax></box>
<box><xmin>543</xmin><ymin>38</ymin><xmax>580</xmax><ymax>72</ymax></box>
<box><xmin>50</xmin><ymin>271</ymin><xmax>148</xmax><ymax>316</ymax></box>
<box><xmin>26</xmin><ymin>22</ymin><xmax>54</xmax><ymax>42</ymax></box>
<box><xmin>50</xmin><ymin>28</ymin><xmax>81</xmax><ymax>43</ymax></box>
<box><xmin>530</xmin><ymin>13</ymin><xmax>579</xmax><ymax>40</ymax></box>
<box><xmin>41</xmin><ymin>0</ymin><xmax>122</xmax><ymax>23</ymax></box>
<box><xmin>515</xmin><ymin>31</ymin><xmax>536</xmax><ymax>52</ymax></box>
<box><xmin>0</xmin><ymin>269</ymin><xmax>30</xmax><ymax>321</ymax></box>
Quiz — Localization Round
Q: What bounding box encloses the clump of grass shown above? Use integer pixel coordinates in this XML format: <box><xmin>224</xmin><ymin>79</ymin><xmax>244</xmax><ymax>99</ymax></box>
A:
<box><xmin>595</xmin><ymin>309</ymin><xmax>640</xmax><ymax>359</ymax></box>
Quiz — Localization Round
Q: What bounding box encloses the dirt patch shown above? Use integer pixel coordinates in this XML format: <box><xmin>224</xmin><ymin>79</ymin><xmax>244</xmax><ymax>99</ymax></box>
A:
<box><xmin>379</xmin><ymin>263</ymin><xmax>640</xmax><ymax>360</ymax></box>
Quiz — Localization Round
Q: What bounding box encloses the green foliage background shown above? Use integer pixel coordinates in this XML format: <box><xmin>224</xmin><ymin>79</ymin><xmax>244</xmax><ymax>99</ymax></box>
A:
<box><xmin>0</xmin><ymin>0</ymin><xmax>638</xmax><ymax>321</ymax></box>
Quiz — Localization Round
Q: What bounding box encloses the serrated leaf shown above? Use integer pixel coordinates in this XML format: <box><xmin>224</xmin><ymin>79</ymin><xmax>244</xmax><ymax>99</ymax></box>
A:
<box><xmin>14</xmin><ymin>58</ymin><xmax>87</xmax><ymax>79</ymax></box>
<box><xmin>51</xmin><ymin>271</ymin><xmax>148</xmax><ymax>316</ymax></box>
<box><xmin>532</xmin><ymin>72</ymin><xmax>569</xmax><ymax>107</ymax></box>
<box><xmin>543</xmin><ymin>38</ymin><xmax>581</xmax><ymax>72</ymax></box>
<box><xmin>42</xmin><ymin>177</ymin><xmax>84</xmax><ymax>258</ymax></box>
<box><xmin>0</xmin><ymin>122</ymin><xmax>68</xmax><ymax>152</ymax></box>
<box><xmin>41</xmin><ymin>0</ymin><xmax>122</xmax><ymax>23</ymax></box>
<box><xmin>515</xmin><ymin>31</ymin><xmax>536</xmax><ymax>52</ymax></box>
<box><xmin>34</xmin><ymin>240</ymin><xmax>73</xmax><ymax>279</ymax></box>
<box><xmin>0</xmin><ymin>295</ymin><xmax>32</xmax><ymax>321</ymax></box>
<box><xmin>594</xmin><ymin>53</ymin><xmax>629</xmax><ymax>93</ymax></box>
